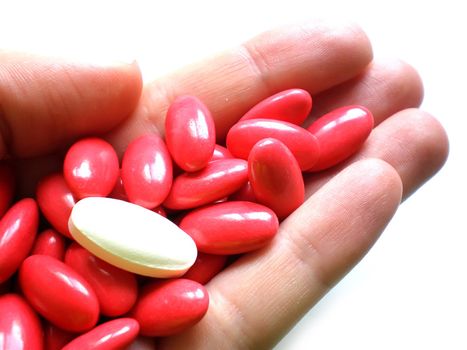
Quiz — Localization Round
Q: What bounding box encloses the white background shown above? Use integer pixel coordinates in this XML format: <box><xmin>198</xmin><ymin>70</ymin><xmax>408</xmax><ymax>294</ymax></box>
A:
<box><xmin>1</xmin><ymin>1</ymin><xmax>465</xmax><ymax>349</ymax></box>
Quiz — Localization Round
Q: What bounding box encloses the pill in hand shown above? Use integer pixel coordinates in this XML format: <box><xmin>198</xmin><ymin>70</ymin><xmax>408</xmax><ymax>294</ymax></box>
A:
<box><xmin>68</xmin><ymin>197</ymin><xmax>198</xmax><ymax>278</ymax></box>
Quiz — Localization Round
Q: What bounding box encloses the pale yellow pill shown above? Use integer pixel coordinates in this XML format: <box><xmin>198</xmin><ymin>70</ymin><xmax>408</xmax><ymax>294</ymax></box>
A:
<box><xmin>68</xmin><ymin>197</ymin><xmax>197</xmax><ymax>278</ymax></box>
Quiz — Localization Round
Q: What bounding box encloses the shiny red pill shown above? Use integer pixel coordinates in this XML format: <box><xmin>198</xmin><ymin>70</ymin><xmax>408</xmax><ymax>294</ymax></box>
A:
<box><xmin>0</xmin><ymin>163</ymin><xmax>15</xmax><ymax>219</ymax></box>
<box><xmin>240</xmin><ymin>88</ymin><xmax>312</xmax><ymax>125</ymax></box>
<box><xmin>121</xmin><ymin>134</ymin><xmax>173</xmax><ymax>209</ymax></box>
<box><xmin>226</xmin><ymin>118</ymin><xmax>320</xmax><ymax>170</ymax></box>
<box><xmin>165</xmin><ymin>95</ymin><xmax>216</xmax><ymax>172</ymax></box>
<box><xmin>249</xmin><ymin>138</ymin><xmax>304</xmax><ymax>220</ymax></box>
<box><xmin>65</xmin><ymin>242</ymin><xmax>138</xmax><ymax>317</ymax></box>
<box><xmin>307</xmin><ymin>105</ymin><xmax>374</xmax><ymax>171</ymax></box>
<box><xmin>0</xmin><ymin>198</ymin><xmax>39</xmax><ymax>283</ymax></box>
<box><xmin>62</xmin><ymin>318</ymin><xmax>140</xmax><ymax>350</ymax></box>
<box><xmin>229</xmin><ymin>181</ymin><xmax>257</xmax><ymax>202</ymax></box>
<box><xmin>130</xmin><ymin>279</ymin><xmax>209</xmax><ymax>337</ymax></box>
<box><xmin>0</xmin><ymin>294</ymin><xmax>43</xmax><ymax>350</ymax></box>
<box><xmin>19</xmin><ymin>255</ymin><xmax>100</xmax><ymax>332</ymax></box>
<box><xmin>63</xmin><ymin>137</ymin><xmax>119</xmax><ymax>198</ymax></box>
<box><xmin>164</xmin><ymin>158</ymin><xmax>248</xmax><ymax>210</ymax></box>
<box><xmin>31</xmin><ymin>228</ymin><xmax>66</xmax><ymax>260</ymax></box>
<box><xmin>36</xmin><ymin>172</ymin><xmax>77</xmax><ymax>238</ymax></box>
<box><xmin>179</xmin><ymin>201</ymin><xmax>279</xmax><ymax>254</ymax></box>
<box><xmin>183</xmin><ymin>252</ymin><xmax>228</xmax><ymax>284</ymax></box>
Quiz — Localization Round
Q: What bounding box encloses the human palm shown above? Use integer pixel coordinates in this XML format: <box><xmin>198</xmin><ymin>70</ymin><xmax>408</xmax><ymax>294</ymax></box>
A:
<box><xmin>0</xmin><ymin>20</ymin><xmax>448</xmax><ymax>349</ymax></box>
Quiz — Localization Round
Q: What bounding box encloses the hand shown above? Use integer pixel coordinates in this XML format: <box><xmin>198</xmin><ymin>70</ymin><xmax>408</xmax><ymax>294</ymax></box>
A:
<box><xmin>1</xmin><ymin>20</ymin><xmax>448</xmax><ymax>349</ymax></box>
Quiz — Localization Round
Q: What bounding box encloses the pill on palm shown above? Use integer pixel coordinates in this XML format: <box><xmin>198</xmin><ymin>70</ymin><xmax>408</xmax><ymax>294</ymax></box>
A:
<box><xmin>240</xmin><ymin>88</ymin><xmax>312</xmax><ymax>125</ymax></box>
<box><xmin>68</xmin><ymin>197</ymin><xmax>198</xmax><ymax>278</ymax></box>
<box><xmin>63</xmin><ymin>137</ymin><xmax>119</xmax><ymax>199</ymax></box>
<box><xmin>226</xmin><ymin>118</ymin><xmax>320</xmax><ymax>170</ymax></box>
<box><xmin>307</xmin><ymin>105</ymin><xmax>374</xmax><ymax>171</ymax></box>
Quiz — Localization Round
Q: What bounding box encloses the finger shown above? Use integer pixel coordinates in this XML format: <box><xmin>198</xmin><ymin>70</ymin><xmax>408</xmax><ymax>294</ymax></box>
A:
<box><xmin>0</xmin><ymin>51</ymin><xmax>142</xmax><ymax>158</ymax></box>
<box><xmin>106</xmin><ymin>19</ymin><xmax>373</xmax><ymax>153</ymax></box>
<box><xmin>306</xmin><ymin>58</ymin><xmax>424</xmax><ymax>126</ymax></box>
<box><xmin>158</xmin><ymin>159</ymin><xmax>403</xmax><ymax>349</ymax></box>
<box><xmin>305</xmin><ymin>109</ymin><xmax>449</xmax><ymax>200</ymax></box>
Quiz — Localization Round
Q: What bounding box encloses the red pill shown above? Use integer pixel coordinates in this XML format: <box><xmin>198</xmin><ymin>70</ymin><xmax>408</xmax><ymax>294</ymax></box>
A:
<box><xmin>211</xmin><ymin>144</ymin><xmax>233</xmax><ymax>161</ymax></box>
<box><xmin>130</xmin><ymin>279</ymin><xmax>209</xmax><ymax>337</ymax></box>
<box><xmin>36</xmin><ymin>172</ymin><xmax>77</xmax><ymax>238</ymax></box>
<box><xmin>0</xmin><ymin>198</ymin><xmax>39</xmax><ymax>283</ymax></box>
<box><xmin>65</xmin><ymin>242</ymin><xmax>138</xmax><ymax>317</ymax></box>
<box><xmin>307</xmin><ymin>105</ymin><xmax>374</xmax><ymax>171</ymax></box>
<box><xmin>165</xmin><ymin>95</ymin><xmax>216</xmax><ymax>172</ymax></box>
<box><xmin>226</xmin><ymin>119</ymin><xmax>320</xmax><ymax>170</ymax></box>
<box><xmin>164</xmin><ymin>158</ymin><xmax>248</xmax><ymax>210</ymax></box>
<box><xmin>0</xmin><ymin>294</ymin><xmax>43</xmax><ymax>350</ymax></box>
<box><xmin>19</xmin><ymin>255</ymin><xmax>99</xmax><ymax>332</ymax></box>
<box><xmin>64</xmin><ymin>137</ymin><xmax>119</xmax><ymax>198</ymax></box>
<box><xmin>0</xmin><ymin>162</ymin><xmax>15</xmax><ymax>219</ymax></box>
<box><xmin>249</xmin><ymin>138</ymin><xmax>304</xmax><ymax>219</ymax></box>
<box><xmin>31</xmin><ymin>229</ymin><xmax>66</xmax><ymax>260</ymax></box>
<box><xmin>240</xmin><ymin>88</ymin><xmax>312</xmax><ymax>125</ymax></box>
<box><xmin>122</xmin><ymin>134</ymin><xmax>173</xmax><ymax>209</ymax></box>
<box><xmin>179</xmin><ymin>201</ymin><xmax>279</xmax><ymax>254</ymax></box>
<box><xmin>183</xmin><ymin>252</ymin><xmax>228</xmax><ymax>284</ymax></box>
<box><xmin>44</xmin><ymin>323</ymin><xmax>75</xmax><ymax>350</ymax></box>
<box><xmin>62</xmin><ymin>318</ymin><xmax>140</xmax><ymax>350</ymax></box>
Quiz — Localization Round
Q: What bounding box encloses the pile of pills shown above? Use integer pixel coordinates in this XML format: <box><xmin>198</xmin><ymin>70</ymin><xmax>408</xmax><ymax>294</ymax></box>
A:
<box><xmin>0</xmin><ymin>88</ymin><xmax>373</xmax><ymax>349</ymax></box>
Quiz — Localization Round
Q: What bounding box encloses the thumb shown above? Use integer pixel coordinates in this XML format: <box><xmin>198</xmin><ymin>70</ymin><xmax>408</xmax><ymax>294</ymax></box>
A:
<box><xmin>0</xmin><ymin>51</ymin><xmax>142</xmax><ymax>158</ymax></box>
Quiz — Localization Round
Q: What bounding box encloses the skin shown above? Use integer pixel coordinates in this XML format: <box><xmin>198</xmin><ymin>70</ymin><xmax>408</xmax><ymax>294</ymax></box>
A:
<box><xmin>0</xmin><ymin>20</ymin><xmax>448</xmax><ymax>349</ymax></box>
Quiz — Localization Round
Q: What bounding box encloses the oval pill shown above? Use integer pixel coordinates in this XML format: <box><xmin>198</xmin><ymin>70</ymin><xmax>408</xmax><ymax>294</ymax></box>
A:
<box><xmin>64</xmin><ymin>137</ymin><xmax>119</xmax><ymax>199</ymax></box>
<box><xmin>62</xmin><ymin>318</ymin><xmax>140</xmax><ymax>350</ymax></box>
<box><xmin>31</xmin><ymin>228</ymin><xmax>66</xmax><ymax>260</ymax></box>
<box><xmin>165</xmin><ymin>95</ymin><xmax>216</xmax><ymax>172</ymax></box>
<box><xmin>307</xmin><ymin>105</ymin><xmax>374</xmax><ymax>171</ymax></box>
<box><xmin>0</xmin><ymin>198</ymin><xmax>39</xmax><ymax>283</ymax></box>
<box><xmin>180</xmin><ymin>201</ymin><xmax>279</xmax><ymax>255</ymax></box>
<box><xmin>0</xmin><ymin>294</ymin><xmax>43</xmax><ymax>350</ymax></box>
<box><xmin>240</xmin><ymin>88</ymin><xmax>312</xmax><ymax>125</ymax></box>
<box><xmin>226</xmin><ymin>118</ymin><xmax>320</xmax><ymax>170</ymax></box>
<box><xmin>68</xmin><ymin>197</ymin><xmax>197</xmax><ymax>278</ymax></box>
<box><xmin>129</xmin><ymin>279</ymin><xmax>209</xmax><ymax>337</ymax></box>
<box><xmin>249</xmin><ymin>138</ymin><xmax>304</xmax><ymax>219</ymax></box>
<box><xmin>121</xmin><ymin>134</ymin><xmax>173</xmax><ymax>209</ymax></box>
<box><xmin>19</xmin><ymin>255</ymin><xmax>100</xmax><ymax>332</ymax></box>
<box><xmin>182</xmin><ymin>252</ymin><xmax>227</xmax><ymax>284</ymax></box>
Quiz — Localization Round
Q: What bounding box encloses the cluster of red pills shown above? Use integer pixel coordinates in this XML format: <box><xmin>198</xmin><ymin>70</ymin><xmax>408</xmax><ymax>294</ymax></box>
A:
<box><xmin>0</xmin><ymin>88</ymin><xmax>373</xmax><ymax>349</ymax></box>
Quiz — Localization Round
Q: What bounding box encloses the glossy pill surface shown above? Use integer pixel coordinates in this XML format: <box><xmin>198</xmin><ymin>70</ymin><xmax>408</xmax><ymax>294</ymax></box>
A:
<box><xmin>249</xmin><ymin>138</ymin><xmax>304</xmax><ymax>219</ymax></box>
<box><xmin>0</xmin><ymin>198</ymin><xmax>39</xmax><ymax>283</ymax></box>
<box><xmin>44</xmin><ymin>323</ymin><xmax>75</xmax><ymax>350</ymax></box>
<box><xmin>19</xmin><ymin>255</ymin><xmax>99</xmax><ymax>332</ymax></box>
<box><xmin>122</xmin><ymin>134</ymin><xmax>173</xmax><ymax>209</ymax></box>
<box><xmin>64</xmin><ymin>137</ymin><xmax>119</xmax><ymax>198</ymax></box>
<box><xmin>164</xmin><ymin>158</ymin><xmax>248</xmax><ymax>210</ymax></box>
<box><xmin>240</xmin><ymin>88</ymin><xmax>312</xmax><ymax>125</ymax></box>
<box><xmin>31</xmin><ymin>229</ymin><xmax>66</xmax><ymax>260</ymax></box>
<box><xmin>166</xmin><ymin>95</ymin><xmax>216</xmax><ymax>172</ymax></box>
<box><xmin>36</xmin><ymin>172</ymin><xmax>76</xmax><ymax>238</ymax></box>
<box><xmin>0</xmin><ymin>294</ymin><xmax>43</xmax><ymax>350</ymax></box>
<box><xmin>180</xmin><ymin>201</ymin><xmax>279</xmax><ymax>254</ymax></box>
<box><xmin>307</xmin><ymin>105</ymin><xmax>374</xmax><ymax>171</ymax></box>
<box><xmin>130</xmin><ymin>279</ymin><xmax>209</xmax><ymax>336</ymax></box>
<box><xmin>65</xmin><ymin>242</ymin><xmax>138</xmax><ymax>316</ymax></box>
<box><xmin>226</xmin><ymin>118</ymin><xmax>320</xmax><ymax>170</ymax></box>
<box><xmin>62</xmin><ymin>318</ymin><xmax>140</xmax><ymax>350</ymax></box>
<box><xmin>69</xmin><ymin>197</ymin><xmax>197</xmax><ymax>278</ymax></box>
<box><xmin>211</xmin><ymin>144</ymin><xmax>233</xmax><ymax>161</ymax></box>
<box><xmin>183</xmin><ymin>252</ymin><xmax>227</xmax><ymax>284</ymax></box>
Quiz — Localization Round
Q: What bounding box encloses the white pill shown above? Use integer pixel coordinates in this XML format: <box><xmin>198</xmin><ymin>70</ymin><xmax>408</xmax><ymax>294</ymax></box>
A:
<box><xmin>68</xmin><ymin>197</ymin><xmax>197</xmax><ymax>278</ymax></box>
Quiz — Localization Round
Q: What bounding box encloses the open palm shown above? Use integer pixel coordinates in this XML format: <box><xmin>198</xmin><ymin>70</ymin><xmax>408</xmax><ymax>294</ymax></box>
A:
<box><xmin>0</xmin><ymin>20</ymin><xmax>448</xmax><ymax>349</ymax></box>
